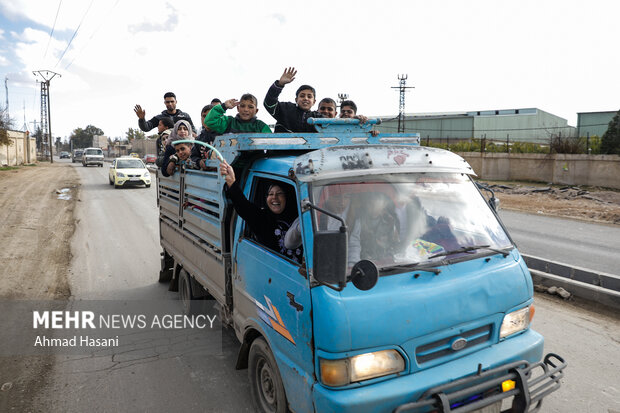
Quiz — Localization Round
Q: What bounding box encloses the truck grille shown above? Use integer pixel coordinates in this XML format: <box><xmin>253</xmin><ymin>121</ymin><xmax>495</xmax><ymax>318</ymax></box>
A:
<box><xmin>415</xmin><ymin>324</ymin><xmax>492</xmax><ymax>364</ymax></box>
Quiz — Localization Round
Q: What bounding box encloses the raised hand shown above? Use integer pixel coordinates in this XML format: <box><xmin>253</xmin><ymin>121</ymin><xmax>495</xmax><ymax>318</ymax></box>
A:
<box><xmin>278</xmin><ymin>67</ymin><xmax>297</xmax><ymax>86</ymax></box>
<box><xmin>134</xmin><ymin>104</ymin><xmax>145</xmax><ymax>119</ymax></box>
<box><xmin>224</xmin><ymin>99</ymin><xmax>239</xmax><ymax>109</ymax></box>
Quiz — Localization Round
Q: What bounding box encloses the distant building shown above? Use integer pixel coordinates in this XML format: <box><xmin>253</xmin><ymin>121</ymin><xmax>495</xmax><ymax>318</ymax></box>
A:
<box><xmin>576</xmin><ymin>111</ymin><xmax>617</xmax><ymax>138</ymax></box>
<box><xmin>378</xmin><ymin>108</ymin><xmax>575</xmax><ymax>144</ymax></box>
<box><xmin>92</xmin><ymin>134</ymin><xmax>109</xmax><ymax>149</ymax></box>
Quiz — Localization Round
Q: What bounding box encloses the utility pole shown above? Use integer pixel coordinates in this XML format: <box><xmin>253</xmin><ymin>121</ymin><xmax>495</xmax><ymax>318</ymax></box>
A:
<box><xmin>391</xmin><ymin>74</ymin><xmax>414</xmax><ymax>133</ymax></box>
<box><xmin>4</xmin><ymin>76</ymin><xmax>8</xmax><ymax>113</ymax></box>
<box><xmin>3</xmin><ymin>76</ymin><xmax>8</xmax><ymax>125</ymax></box>
<box><xmin>22</xmin><ymin>101</ymin><xmax>28</xmax><ymax>132</ymax></box>
<box><xmin>33</xmin><ymin>70</ymin><xmax>61</xmax><ymax>162</ymax></box>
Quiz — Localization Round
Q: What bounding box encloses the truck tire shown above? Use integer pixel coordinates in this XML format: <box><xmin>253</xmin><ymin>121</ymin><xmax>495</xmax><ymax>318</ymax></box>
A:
<box><xmin>249</xmin><ymin>337</ymin><xmax>287</xmax><ymax>413</ymax></box>
<box><xmin>178</xmin><ymin>269</ymin><xmax>202</xmax><ymax>316</ymax></box>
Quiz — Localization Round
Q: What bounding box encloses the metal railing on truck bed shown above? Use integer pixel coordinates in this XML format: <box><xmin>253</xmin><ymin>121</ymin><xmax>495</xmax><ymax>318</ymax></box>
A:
<box><xmin>158</xmin><ymin>169</ymin><xmax>230</xmax><ymax>308</ymax></box>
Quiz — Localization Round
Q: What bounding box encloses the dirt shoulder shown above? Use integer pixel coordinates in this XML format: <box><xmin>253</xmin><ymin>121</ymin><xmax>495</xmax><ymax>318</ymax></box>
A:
<box><xmin>479</xmin><ymin>180</ymin><xmax>620</xmax><ymax>225</ymax></box>
<box><xmin>0</xmin><ymin>163</ymin><xmax>77</xmax><ymax>299</ymax></box>
<box><xmin>0</xmin><ymin>162</ymin><xmax>78</xmax><ymax>412</ymax></box>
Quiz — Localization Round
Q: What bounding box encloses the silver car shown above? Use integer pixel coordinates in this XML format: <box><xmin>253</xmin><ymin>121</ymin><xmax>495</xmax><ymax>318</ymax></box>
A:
<box><xmin>82</xmin><ymin>147</ymin><xmax>104</xmax><ymax>167</ymax></box>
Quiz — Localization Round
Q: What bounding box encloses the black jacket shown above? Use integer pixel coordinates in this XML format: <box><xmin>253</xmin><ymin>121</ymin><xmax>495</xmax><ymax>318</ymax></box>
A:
<box><xmin>225</xmin><ymin>181</ymin><xmax>302</xmax><ymax>262</ymax></box>
<box><xmin>138</xmin><ymin>109</ymin><xmax>197</xmax><ymax>134</ymax></box>
<box><xmin>263</xmin><ymin>81</ymin><xmax>322</xmax><ymax>133</ymax></box>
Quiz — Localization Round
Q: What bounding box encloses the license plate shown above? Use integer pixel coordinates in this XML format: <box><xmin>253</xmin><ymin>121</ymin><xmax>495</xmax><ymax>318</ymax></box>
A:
<box><xmin>130</xmin><ymin>177</ymin><xmax>141</xmax><ymax>181</ymax></box>
<box><xmin>472</xmin><ymin>401</ymin><xmax>501</xmax><ymax>413</ymax></box>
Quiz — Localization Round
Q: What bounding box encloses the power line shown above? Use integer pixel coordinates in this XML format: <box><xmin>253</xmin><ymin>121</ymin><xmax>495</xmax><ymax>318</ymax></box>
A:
<box><xmin>44</xmin><ymin>0</ymin><xmax>63</xmax><ymax>59</ymax></box>
<box><xmin>65</xmin><ymin>0</ymin><xmax>121</xmax><ymax>70</ymax></box>
<box><xmin>54</xmin><ymin>0</ymin><xmax>95</xmax><ymax>69</ymax></box>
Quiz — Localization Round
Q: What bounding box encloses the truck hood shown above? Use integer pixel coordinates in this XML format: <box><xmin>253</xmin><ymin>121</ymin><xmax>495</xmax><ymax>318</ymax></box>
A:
<box><xmin>312</xmin><ymin>250</ymin><xmax>532</xmax><ymax>355</ymax></box>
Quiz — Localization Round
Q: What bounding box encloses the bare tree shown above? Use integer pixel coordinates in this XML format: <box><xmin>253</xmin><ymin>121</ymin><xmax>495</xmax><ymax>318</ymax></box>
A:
<box><xmin>0</xmin><ymin>105</ymin><xmax>15</xmax><ymax>146</ymax></box>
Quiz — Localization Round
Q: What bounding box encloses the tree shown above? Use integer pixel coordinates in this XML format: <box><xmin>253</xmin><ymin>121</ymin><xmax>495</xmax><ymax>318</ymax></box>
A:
<box><xmin>600</xmin><ymin>110</ymin><xmax>620</xmax><ymax>155</ymax></box>
<box><xmin>0</xmin><ymin>105</ymin><xmax>14</xmax><ymax>146</ymax></box>
<box><xmin>70</xmin><ymin>124</ymin><xmax>105</xmax><ymax>148</ymax></box>
<box><xmin>126</xmin><ymin>128</ymin><xmax>145</xmax><ymax>141</ymax></box>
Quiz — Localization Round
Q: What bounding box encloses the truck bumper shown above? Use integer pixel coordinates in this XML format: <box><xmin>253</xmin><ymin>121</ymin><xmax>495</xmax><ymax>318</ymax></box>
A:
<box><xmin>313</xmin><ymin>330</ymin><xmax>565</xmax><ymax>413</ymax></box>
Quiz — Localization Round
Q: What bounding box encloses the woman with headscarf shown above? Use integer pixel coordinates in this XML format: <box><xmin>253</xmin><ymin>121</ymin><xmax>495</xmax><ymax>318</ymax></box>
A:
<box><xmin>161</xmin><ymin>119</ymin><xmax>197</xmax><ymax>176</ymax></box>
<box><xmin>219</xmin><ymin>161</ymin><xmax>302</xmax><ymax>263</ymax></box>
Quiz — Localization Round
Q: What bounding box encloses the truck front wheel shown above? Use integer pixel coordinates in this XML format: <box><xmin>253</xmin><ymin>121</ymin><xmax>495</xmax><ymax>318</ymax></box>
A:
<box><xmin>249</xmin><ymin>337</ymin><xmax>287</xmax><ymax>413</ymax></box>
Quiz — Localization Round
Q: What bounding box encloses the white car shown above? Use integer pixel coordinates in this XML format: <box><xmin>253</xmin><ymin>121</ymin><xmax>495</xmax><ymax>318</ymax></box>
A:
<box><xmin>82</xmin><ymin>147</ymin><xmax>104</xmax><ymax>167</ymax></box>
<box><xmin>108</xmin><ymin>158</ymin><xmax>151</xmax><ymax>188</ymax></box>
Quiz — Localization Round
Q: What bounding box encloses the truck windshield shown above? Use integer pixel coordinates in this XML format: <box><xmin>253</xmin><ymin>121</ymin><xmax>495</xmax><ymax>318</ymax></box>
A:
<box><xmin>311</xmin><ymin>173</ymin><xmax>512</xmax><ymax>269</ymax></box>
<box><xmin>85</xmin><ymin>149</ymin><xmax>102</xmax><ymax>155</ymax></box>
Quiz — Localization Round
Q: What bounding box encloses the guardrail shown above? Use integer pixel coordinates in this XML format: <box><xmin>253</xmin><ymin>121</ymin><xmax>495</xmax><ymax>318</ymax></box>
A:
<box><xmin>523</xmin><ymin>254</ymin><xmax>620</xmax><ymax>310</ymax></box>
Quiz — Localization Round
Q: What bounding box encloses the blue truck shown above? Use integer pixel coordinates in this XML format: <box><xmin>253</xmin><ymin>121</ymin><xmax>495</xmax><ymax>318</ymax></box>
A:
<box><xmin>157</xmin><ymin>119</ymin><xmax>565</xmax><ymax>413</ymax></box>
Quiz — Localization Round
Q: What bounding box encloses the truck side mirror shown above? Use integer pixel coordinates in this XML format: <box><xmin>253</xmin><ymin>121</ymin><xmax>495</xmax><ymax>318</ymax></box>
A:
<box><xmin>313</xmin><ymin>230</ymin><xmax>347</xmax><ymax>290</ymax></box>
<box><xmin>350</xmin><ymin>260</ymin><xmax>378</xmax><ymax>291</ymax></box>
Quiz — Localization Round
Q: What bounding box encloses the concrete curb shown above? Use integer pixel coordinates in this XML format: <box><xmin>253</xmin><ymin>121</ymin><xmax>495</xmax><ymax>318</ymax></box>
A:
<box><xmin>523</xmin><ymin>254</ymin><xmax>620</xmax><ymax>310</ymax></box>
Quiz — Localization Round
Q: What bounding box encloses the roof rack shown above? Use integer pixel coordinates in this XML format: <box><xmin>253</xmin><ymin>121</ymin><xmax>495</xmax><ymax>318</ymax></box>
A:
<box><xmin>211</xmin><ymin>118</ymin><xmax>420</xmax><ymax>162</ymax></box>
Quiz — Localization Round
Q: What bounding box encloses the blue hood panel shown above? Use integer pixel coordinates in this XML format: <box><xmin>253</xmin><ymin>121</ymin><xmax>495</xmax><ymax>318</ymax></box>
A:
<box><xmin>312</xmin><ymin>252</ymin><xmax>532</xmax><ymax>354</ymax></box>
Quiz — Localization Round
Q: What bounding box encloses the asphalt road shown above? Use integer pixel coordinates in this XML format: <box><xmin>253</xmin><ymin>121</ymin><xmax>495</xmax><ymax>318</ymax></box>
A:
<box><xmin>37</xmin><ymin>160</ymin><xmax>255</xmax><ymax>412</ymax></box>
<box><xmin>36</xmin><ymin>160</ymin><xmax>620</xmax><ymax>412</ymax></box>
<box><xmin>498</xmin><ymin>209</ymin><xmax>620</xmax><ymax>275</ymax></box>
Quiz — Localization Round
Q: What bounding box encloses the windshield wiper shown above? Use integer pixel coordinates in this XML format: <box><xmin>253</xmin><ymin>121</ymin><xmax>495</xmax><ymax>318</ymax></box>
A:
<box><xmin>429</xmin><ymin>244</ymin><xmax>511</xmax><ymax>259</ymax></box>
<box><xmin>379</xmin><ymin>262</ymin><xmax>442</xmax><ymax>275</ymax></box>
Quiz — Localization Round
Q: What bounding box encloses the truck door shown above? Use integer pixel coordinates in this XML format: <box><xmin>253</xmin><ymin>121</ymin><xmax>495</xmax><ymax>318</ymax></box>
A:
<box><xmin>232</xmin><ymin>173</ymin><xmax>314</xmax><ymax>413</ymax></box>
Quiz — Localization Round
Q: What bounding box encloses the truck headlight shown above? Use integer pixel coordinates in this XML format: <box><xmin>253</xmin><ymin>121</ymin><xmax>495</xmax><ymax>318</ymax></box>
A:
<box><xmin>500</xmin><ymin>306</ymin><xmax>531</xmax><ymax>339</ymax></box>
<box><xmin>320</xmin><ymin>349</ymin><xmax>405</xmax><ymax>387</ymax></box>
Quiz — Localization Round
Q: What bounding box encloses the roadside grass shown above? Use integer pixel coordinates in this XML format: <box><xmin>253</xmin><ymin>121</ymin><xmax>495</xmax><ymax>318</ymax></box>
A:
<box><xmin>0</xmin><ymin>164</ymin><xmax>37</xmax><ymax>171</ymax></box>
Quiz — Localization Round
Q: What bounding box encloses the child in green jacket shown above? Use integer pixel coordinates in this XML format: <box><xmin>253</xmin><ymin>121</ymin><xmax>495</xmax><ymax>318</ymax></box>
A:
<box><xmin>204</xmin><ymin>93</ymin><xmax>272</xmax><ymax>134</ymax></box>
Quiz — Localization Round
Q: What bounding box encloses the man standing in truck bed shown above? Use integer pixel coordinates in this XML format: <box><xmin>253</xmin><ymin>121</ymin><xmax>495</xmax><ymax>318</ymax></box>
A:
<box><xmin>134</xmin><ymin>92</ymin><xmax>197</xmax><ymax>135</ymax></box>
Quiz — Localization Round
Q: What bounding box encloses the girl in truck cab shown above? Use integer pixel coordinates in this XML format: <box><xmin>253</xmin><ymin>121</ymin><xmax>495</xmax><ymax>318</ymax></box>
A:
<box><xmin>219</xmin><ymin>160</ymin><xmax>303</xmax><ymax>263</ymax></box>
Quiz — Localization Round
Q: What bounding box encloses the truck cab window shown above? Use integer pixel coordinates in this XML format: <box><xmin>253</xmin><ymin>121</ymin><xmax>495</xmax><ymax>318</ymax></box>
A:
<box><xmin>241</xmin><ymin>178</ymin><xmax>303</xmax><ymax>264</ymax></box>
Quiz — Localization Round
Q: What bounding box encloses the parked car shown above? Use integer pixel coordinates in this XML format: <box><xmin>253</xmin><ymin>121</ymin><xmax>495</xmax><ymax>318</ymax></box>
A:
<box><xmin>59</xmin><ymin>151</ymin><xmax>70</xmax><ymax>159</ymax></box>
<box><xmin>109</xmin><ymin>157</ymin><xmax>151</xmax><ymax>188</ymax></box>
<box><xmin>143</xmin><ymin>154</ymin><xmax>157</xmax><ymax>164</ymax></box>
<box><xmin>72</xmin><ymin>149</ymin><xmax>83</xmax><ymax>163</ymax></box>
<box><xmin>82</xmin><ymin>147</ymin><xmax>104</xmax><ymax>167</ymax></box>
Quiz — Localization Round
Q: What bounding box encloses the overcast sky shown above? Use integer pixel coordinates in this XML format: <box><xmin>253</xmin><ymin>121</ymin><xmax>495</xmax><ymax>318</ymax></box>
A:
<box><xmin>0</xmin><ymin>0</ymin><xmax>618</xmax><ymax>141</ymax></box>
